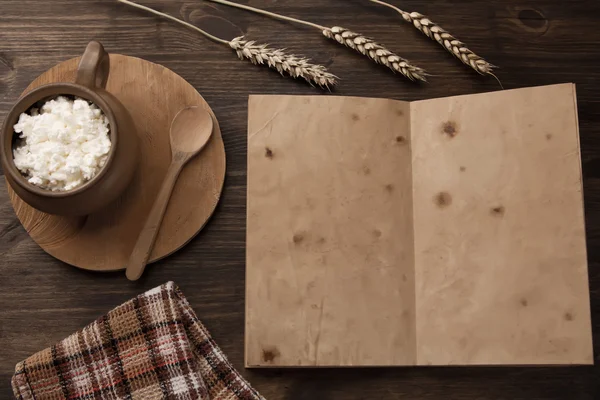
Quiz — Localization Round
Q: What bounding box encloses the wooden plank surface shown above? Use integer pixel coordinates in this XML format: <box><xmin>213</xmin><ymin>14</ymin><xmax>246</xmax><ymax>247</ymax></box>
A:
<box><xmin>411</xmin><ymin>84</ymin><xmax>592</xmax><ymax>365</ymax></box>
<box><xmin>1</xmin><ymin>0</ymin><xmax>599</xmax><ymax>398</ymax></box>
<box><xmin>246</xmin><ymin>95</ymin><xmax>415</xmax><ymax>367</ymax></box>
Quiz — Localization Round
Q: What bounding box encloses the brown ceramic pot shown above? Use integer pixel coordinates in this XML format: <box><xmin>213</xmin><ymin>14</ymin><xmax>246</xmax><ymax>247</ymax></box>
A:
<box><xmin>0</xmin><ymin>41</ymin><xmax>138</xmax><ymax>216</ymax></box>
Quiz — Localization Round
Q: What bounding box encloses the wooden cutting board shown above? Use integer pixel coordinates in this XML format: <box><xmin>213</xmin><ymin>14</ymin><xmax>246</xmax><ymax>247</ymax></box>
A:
<box><xmin>245</xmin><ymin>85</ymin><xmax>593</xmax><ymax>367</ymax></box>
<box><xmin>7</xmin><ymin>54</ymin><xmax>226</xmax><ymax>271</ymax></box>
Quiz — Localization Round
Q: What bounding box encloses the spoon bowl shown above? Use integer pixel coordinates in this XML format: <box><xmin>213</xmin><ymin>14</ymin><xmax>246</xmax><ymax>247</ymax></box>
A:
<box><xmin>170</xmin><ymin>106</ymin><xmax>214</xmax><ymax>158</ymax></box>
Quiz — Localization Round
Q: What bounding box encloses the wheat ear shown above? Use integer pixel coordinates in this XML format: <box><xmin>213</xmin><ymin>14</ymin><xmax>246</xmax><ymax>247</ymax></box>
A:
<box><xmin>116</xmin><ymin>0</ymin><xmax>336</xmax><ymax>89</ymax></box>
<box><xmin>207</xmin><ymin>0</ymin><xmax>427</xmax><ymax>82</ymax></box>
<box><xmin>323</xmin><ymin>27</ymin><xmax>427</xmax><ymax>82</ymax></box>
<box><xmin>229</xmin><ymin>37</ymin><xmax>337</xmax><ymax>88</ymax></box>
<box><xmin>369</xmin><ymin>0</ymin><xmax>497</xmax><ymax>78</ymax></box>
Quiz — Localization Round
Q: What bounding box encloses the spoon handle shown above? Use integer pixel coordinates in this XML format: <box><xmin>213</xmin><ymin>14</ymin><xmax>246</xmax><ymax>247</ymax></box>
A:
<box><xmin>126</xmin><ymin>160</ymin><xmax>184</xmax><ymax>281</ymax></box>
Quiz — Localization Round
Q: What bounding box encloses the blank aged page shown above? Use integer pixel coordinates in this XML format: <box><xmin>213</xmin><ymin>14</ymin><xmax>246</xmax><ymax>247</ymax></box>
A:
<box><xmin>410</xmin><ymin>84</ymin><xmax>593</xmax><ymax>365</ymax></box>
<box><xmin>246</xmin><ymin>95</ymin><xmax>416</xmax><ymax>367</ymax></box>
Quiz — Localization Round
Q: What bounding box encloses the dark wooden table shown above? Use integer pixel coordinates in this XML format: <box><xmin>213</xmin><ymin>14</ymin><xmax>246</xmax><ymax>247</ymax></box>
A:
<box><xmin>1</xmin><ymin>0</ymin><xmax>599</xmax><ymax>398</ymax></box>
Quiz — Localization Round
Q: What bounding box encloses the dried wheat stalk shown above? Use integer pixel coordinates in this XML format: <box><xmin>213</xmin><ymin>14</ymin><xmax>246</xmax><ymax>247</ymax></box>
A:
<box><xmin>117</xmin><ymin>0</ymin><xmax>336</xmax><ymax>89</ymax></box>
<box><xmin>229</xmin><ymin>37</ymin><xmax>337</xmax><ymax>88</ymax></box>
<box><xmin>369</xmin><ymin>0</ymin><xmax>496</xmax><ymax>77</ymax></box>
<box><xmin>207</xmin><ymin>0</ymin><xmax>428</xmax><ymax>82</ymax></box>
<box><xmin>323</xmin><ymin>26</ymin><xmax>427</xmax><ymax>82</ymax></box>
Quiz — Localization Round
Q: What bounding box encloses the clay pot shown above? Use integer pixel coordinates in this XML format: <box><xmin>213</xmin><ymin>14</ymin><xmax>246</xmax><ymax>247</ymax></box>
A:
<box><xmin>0</xmin><ymin>41</ymin><xmax>138</xmax><ymax>216</ymax></box>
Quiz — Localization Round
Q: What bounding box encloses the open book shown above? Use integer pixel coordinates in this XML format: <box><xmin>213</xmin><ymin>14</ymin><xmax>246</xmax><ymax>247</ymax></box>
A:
<box><xmin>245</xmin><ymin>84</ymin><xmax>593</xmax><ymax>367</ymax></box>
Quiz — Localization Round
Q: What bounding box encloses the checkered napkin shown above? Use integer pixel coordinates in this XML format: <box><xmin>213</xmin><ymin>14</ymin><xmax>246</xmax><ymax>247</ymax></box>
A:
<box><xmin>12</xmin><ymin>282</ymin><xmax>264</xmax><ymax>400</ymax></box>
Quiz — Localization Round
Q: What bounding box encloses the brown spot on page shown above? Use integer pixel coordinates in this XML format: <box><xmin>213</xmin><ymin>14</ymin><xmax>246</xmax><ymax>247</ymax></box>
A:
<box><xmin>442</xmin><ymin>121</ymin><xmax>458</xmax><ymax>138</ymax></box>
<box><xmin>385</xmin><ymin>184</ymin><xmax>394</xmax><ymax>193</ymax></box>
<box><xmin>362</xmin><ymin>165</ymin><xmax>371</xmax><ymax>175</ymax></box>
<box><xmin>395</xmin><ymin>136</ymin><xmax>406</xmax><ymax>144</ymax></box>
<box><xmin>520</xmin><ymin>298</ymin><xmax>528</xmax><ymax>307</ymax></box>
<box><xmin>262</xmin><ymin>347</ymin><xmax>281</xmax><ymax>363</ymax></box>
<box><xmin>292</xmin><ymin>233</ymin><xmax>304</xmax><ymax>244</ymax></box>
<box><xmin>491</xmin><ymin>206</ymin><xmax>505</xmax><ymax>217</ymax></box>
<box><xmin>351</xmin><ymin>113</ymin><xmax>360</xmax><ymax>121</ymax></box>
<box><xmin>564</xmin><ymin>312</ymin><xmax>574</xmax><ymax>321</ymax></box>
<box><xmin>265</xmin><ymin>147</ymin><xmax>274</xmax><ymax>159</ymax></box>
<box><xmin>435</xmin><ymin>192</ymin><xmax>452</xmax><ymax>208</ymax></box>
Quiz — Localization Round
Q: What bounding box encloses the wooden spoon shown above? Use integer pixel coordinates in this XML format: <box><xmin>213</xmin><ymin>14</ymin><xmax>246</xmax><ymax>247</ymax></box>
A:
<box><xmin>126</xmin><ymin>106</ymin><xmax>214</xmax><ymax>281</ymax></box>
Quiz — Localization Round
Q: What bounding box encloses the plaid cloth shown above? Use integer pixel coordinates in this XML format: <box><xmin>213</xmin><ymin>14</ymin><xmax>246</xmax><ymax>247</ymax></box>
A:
<box><xmin>12</xmin><ymin>282</ymin><xmax>264</xmax><ymax>400</ymax></box>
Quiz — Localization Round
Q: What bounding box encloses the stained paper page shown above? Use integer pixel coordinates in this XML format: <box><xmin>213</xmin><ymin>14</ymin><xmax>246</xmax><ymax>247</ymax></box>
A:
<box><xmin>410</xmin><ymin>84</ymin><xmax>593</xmax><ymax>365</ymax></box>
<box><xmin>246</xmin><ymin>95</ymin><xmax>416</xmax><ymax>367</ymax></box>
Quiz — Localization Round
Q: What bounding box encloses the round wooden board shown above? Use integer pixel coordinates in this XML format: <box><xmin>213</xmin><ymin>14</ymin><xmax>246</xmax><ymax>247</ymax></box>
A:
<box><xmin>7</xmin><ymin>55</ymin><xmax>226</xmax><ymax>271</ymax></box>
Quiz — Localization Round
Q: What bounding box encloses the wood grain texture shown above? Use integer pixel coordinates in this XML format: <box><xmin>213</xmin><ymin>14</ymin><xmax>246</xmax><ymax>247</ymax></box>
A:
<box><xmin>8</xmin><ymin>54</ymin><xmax>226</xmax><ymax>271</ymax></box>
<box><xmin>1</xmin><ymin>0</ymin><xmax>599</xmax><ymax>399</ymax></box>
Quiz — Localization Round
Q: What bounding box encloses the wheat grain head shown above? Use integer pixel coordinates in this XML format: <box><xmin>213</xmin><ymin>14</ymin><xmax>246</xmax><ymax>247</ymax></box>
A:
<box><xmin>229</xmin><ymin>36</ymin><xmax>337</xmax><ymax>89</ymax></box>
<box><xmin>322</xmin><ymin>26</ymin><xmax>427</xmax><ymax>82</ymax></box>
<box><xmin>401</xmin><ymin>11</ymin><xmax>495</xmax><ymax>75</ymax></box>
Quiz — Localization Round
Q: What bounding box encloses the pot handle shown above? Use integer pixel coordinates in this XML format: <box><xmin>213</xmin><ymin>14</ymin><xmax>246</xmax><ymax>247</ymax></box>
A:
<box><xmin>75</xmin><ymin>41</ymin><xmax>110</xmax><ymax>89</ymax></box>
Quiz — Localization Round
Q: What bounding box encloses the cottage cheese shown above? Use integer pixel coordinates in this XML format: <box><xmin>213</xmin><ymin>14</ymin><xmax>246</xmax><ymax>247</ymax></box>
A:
<box><xmin>13</xmin><ymin>96</ymin><xmax>111</xmax><ymax>191</ymax></box>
